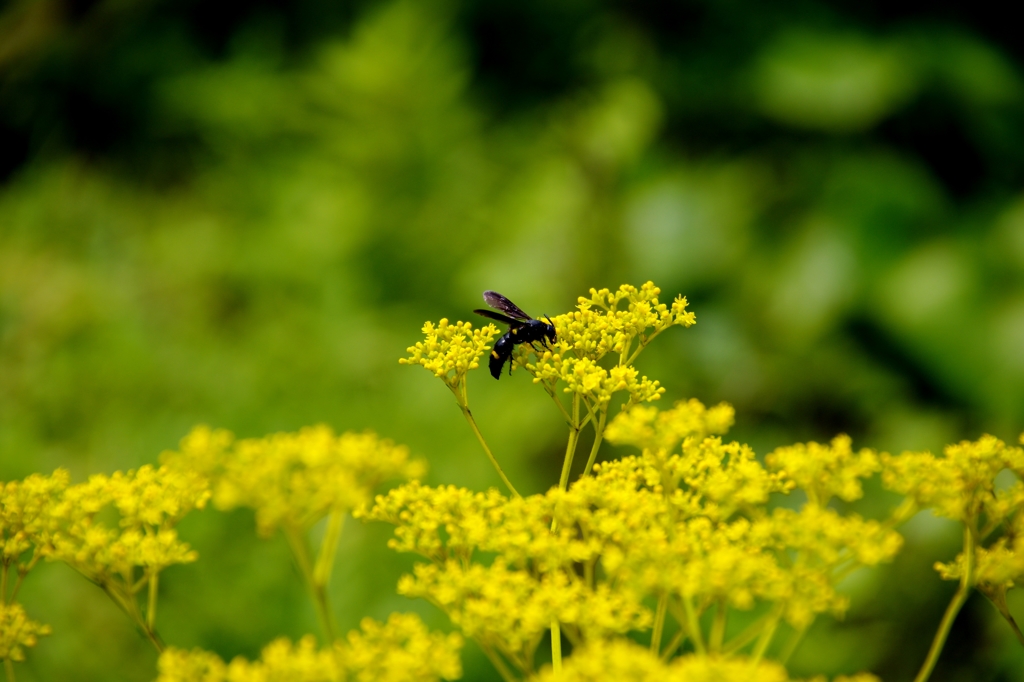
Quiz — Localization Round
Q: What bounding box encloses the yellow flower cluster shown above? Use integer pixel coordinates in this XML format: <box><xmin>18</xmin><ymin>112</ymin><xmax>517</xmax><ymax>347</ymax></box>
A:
<box><xmin>881</xmin><ymin>434</ymin><xmax>1024</xmax><ymax>525</ymax></box>
<box><xmin>44</xmin><ymin>464</ymin><xmax>210</xmax><ymax>579</ymax></box>
<box><xmin>537</xmin><ymin>640</ymin><xmax>786</xmax><ymax>682</ymax></box>
<box><xmin>154</xmin><ymin>613</ymin><xmax>463</xmax><ymax>682</ymax></box>
<box><xmin>362</xmin><ymin>402</ymin><xmax>903</xmax><ymax>662</ymax></box>
<box><xmin>2</xmin><ymin>473</ymin><xmax>63</xmax><ymax>665</ymax></box>
<box><xmin>762</xmin><ymin>505</ymin><xmax>903</xmax><ymax>627</ymax></box>
<box><xmin>765</xmin><ymin>435</ymin><xmax>881</xmax><ymax>506</ymax></box>
<box><xmin>883</xmin><ymin>434</ymin><xmax>1024</xmax><ymax>618</ymax></box>
<box><xmin>3</xmin><ymin>465</ymin><xmax>209</xmax><ymax>660</ymax></box>
<box><xmin>572</xmin><ymin>283</ymin><xmax>696</xmax><ymax>359</ymax></box>
<box><xmin>354</xmin><ymin>482</ymin><xmax>512</xmax><ymax>562</ymax></box>
<box><xmin>398</xmin><ymin>560</ymin><xmax>649</xmax><ymax>664</ymax></box>
<box><xmin>523</xmin><ymin>282</ymin><xmax>694</xmax><ymax>408</ymax></box>
<box><xmin>163</xmin><ymin>425</ymin><xmax>424</xmax><ymax>536</ymax></box>
<box><xmin>358</xmin><ymin>482</ymin><xmax>649</xmax><ymax>670</ymax></box>
<box><xmin>400</xmin><ymin>319</ymin><xmax>499</xmax><ymax>392</ymax></box>
<box><xmin>534</xmin><ymin>640</ymin><xmax>879</xmax><ymax>682</ymax></box>
<box><xmin>0</xmin><ymin>602</ymin><xmax>51</xmax><ymax>663</ymax></box>
<box><xmin>161</xmin><ymin>424</ymin><xmax>426</xmax><ymax>647</ymax></box>
<box><xmin>2</xmin><ymin>470</ymin><xmax>69</xmax><ymax>564</ymax></box>
<box><xmin>582</xmin><ymin>469</ymin><xmax>898</xmax><ymax>628</ymax></box>
<box><xmin>603</xmin><ymin>399</ymin><xmax>735</xmax><ymax>454</ymax></box>
<box><xmin>934</xmin><ymin>529</ymin><xmax>1024</xmax><ymax>589</ymax></box>
<box><xmin>605</xmin><ymin>401</ymin><xmax>789</xmax><ymax>519</ymax></box>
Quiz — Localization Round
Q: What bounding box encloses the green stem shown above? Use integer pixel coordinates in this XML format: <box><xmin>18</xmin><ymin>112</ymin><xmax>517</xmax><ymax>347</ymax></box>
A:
<box><xmin>525</xmin><ymin>631</ymin><xmax>545</xmax><ymax>669</ymax></box>
<box><xmin>548</xmin><ymin>394</ymin><xmax>582</xmax><ymax>672</ymax></box>
<box><xmin>119</xmin><ymin>585</ymin><xmax>165</xmax><ymax>652</ymax></box>
<box><xmin>560</xmin><ymin>623</ymin><xmax>582</xmax><ymax>648</ymax></box>
<box><xmin>147</xmin><ymin>571</ymin><xmax>159</xmax><ymax>631</ymax></box>
<box><xmin>625</xmin><ymin>328</ymin><xmax>665</xmax><ymax>366</ymax></box>
<box><xmin>130</xmin><ymin>574</ymin><xmax>149</xmax><ymax>593</ymax></box>
<box><xmin>4</xmin><ymin>657</ymin><xmax>15</xmax><ymax>682</ymax></box>
<box><xmin>723</xmin><ymin>610</ymin><xmax>775</xmax><ymax>655</ymax></box>
<box><xmin>1005</xmin><ymin>613</ymin><xmax>1024</xmax><ymax>648</ymax></box>
<box><xmin>709</xmin><ymin>598</ymin><xmax>727</xmax><ymax>653</ymax></box>
<box><xmin>914</xmin><ymin>525</ymin><xmax>976</xmax><ymax>682</ymax></box>
<box><xmin>314</xmin><ymin>511</ymin><xmax>345</xmax><ymax>589</ymax></box>
<box><xmin>542</xmin><ymin>381</ymin><xmax>573</xmax><ymax>427</ymax></box>
<box><xmin>619</xmin><ymin>336</ymin><xmax>633</xmax><ymax>366</ymax></box>
<box><xmin>551</xmin><ymin>620</ymin><xmax>563</xmax><ymax>673</ymax></box>
<box><xmin>980</xmin><ymin>585</ymin><xmax>1024</xmax><ymax>648</ymax></box>
<box><xmin>660</xmin><ymin>629</ymin><xmax>685</xmax><ymax>661</ymax></box>
<box><xmin>142</xmin><ymin>621</ymin><xmax>164</xmax><ymax>653</ymax></box>
<box><xmin>651</xmin><ymin>593</ymin><xmax>669</xmax><ymax>654</ymax></box>
<box><xmin>285</xmin><ymin>526</ymin><xmax>338</xmax><ymax>642</ymax></box>
<box><xmin>682</xmin><ymin>597</ymin><xmax>706</xmax><ymax>655</ymax></box>
<box><xmin>581</xmin><ymin>409</ymin><xmax>608</xmax><ymax>477</ymax></box>
<box><xmin>558</xmin><ymin>394</ymin><xmax>582</xmax><ymax>492</ymax></box>
<box><xmin>12</xmin><ymin>554</ymin><xmax>40</xmax><ymax>601</ymax></box>
<box><xmin>78</xmin><ymin>570</ymin><xmax>163</xmax><ymax>652</ymax></box>
<box><xmin>508</xmin><ymin>650</ymin><xmax>532</xmax><ymax>676</ymax></box>
<box><xmin>778</xmin><ymin>624</ymin><xmax>808</xmax><ymax>664</ymax></box>
<box><xmin>750</xmin><ymin>611</ymin><xmax>779</xmax><ymax>663</ymax></box>
<box><xmin>459</xmin><ymin>403</ymin><xmax>520</xmax><ymax>498</ymax></box>
<box><xmin>479</xmin><ymin>642</ymin><xmax>518</xmax><ymax>682</ymax></box>
<box><xmin>830</xmin><ymin>560</ymin><xmax>860</xmax><ymax>586</ymax></box>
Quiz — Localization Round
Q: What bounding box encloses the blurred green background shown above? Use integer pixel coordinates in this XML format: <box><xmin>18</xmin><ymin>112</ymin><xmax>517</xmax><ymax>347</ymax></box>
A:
<box><xmin>2</xmin><ymin>0</ymin><xmax>1024</xmax><ymax>680</ymax></box>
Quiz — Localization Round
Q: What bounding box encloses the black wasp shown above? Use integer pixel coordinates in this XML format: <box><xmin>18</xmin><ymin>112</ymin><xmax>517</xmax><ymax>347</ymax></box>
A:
<box><xmin>474</xmin><ymin>291</ymin><xmax>556</xmax><ymax>379</ymax></box>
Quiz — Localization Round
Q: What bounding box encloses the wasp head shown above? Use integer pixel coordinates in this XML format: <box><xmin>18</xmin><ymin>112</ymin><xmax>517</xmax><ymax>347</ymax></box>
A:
<box><xmin>542</xmin><ymin>316</ymin><xmax>557</xmax><ymax>344</ymax></box>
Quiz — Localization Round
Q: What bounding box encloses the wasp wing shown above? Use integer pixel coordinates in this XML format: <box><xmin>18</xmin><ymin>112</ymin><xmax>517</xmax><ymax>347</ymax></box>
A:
<box><xmin>482</xmin><ymin>290</ymin><xmax>533</xmax><ymax>320</ymax></box>
<box><xmin>473</xmin><ymin>309</ymin><xmax>523</xmax><ymax>327</ymax></box>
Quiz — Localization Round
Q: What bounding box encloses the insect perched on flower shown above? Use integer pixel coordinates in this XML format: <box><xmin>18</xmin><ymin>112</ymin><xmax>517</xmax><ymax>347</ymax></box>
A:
<box><xmin>473</xmin><ymin>290</ymin><xmax>556</xmax><ymax>379</ymax></box>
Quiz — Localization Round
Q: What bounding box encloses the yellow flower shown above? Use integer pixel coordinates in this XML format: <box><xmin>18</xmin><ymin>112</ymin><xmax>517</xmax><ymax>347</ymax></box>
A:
<box><xmin>534</xmin><ymin>640</ymin><xmax>800</xmax><ymax>682</ymax></box>
<box><xmin>400</xmin><ymin>318</ymin><xmax>499</xmax><ymax>392</ymax></box>
<box><xmin>935</xmin><ymin>536</ymin><xmax>1024</xmax><ymax>588</ymax></box>
<box><xmin>881</xmin><ymin>434</ymin><xmax>1024</xmax><ymax>525</ymax></box>
<box><xmin>164</xmin><ymin>425</ymin><xmax>423</xmax><ymax>536</ymax></box>
<box><xmin>766</xmin><ymin>435</ymin><xmax>881</xmax><ymax>506</ymax></box>
<box><xmin>44</xmin><ymin>464</ymin><xmax>209</xmax><ymax>578</ymax></box>
<box><xmin>365</xmin><ymin>434</ymin><xmax>898</xmax><ymax>642</ymax></box>
<box><xmin>604</xmin><ymin>401</ymin><xmax>787</xmax><ymax>519</ymax></box>
<box><xmin>343</xmin><ymin>613</ymin><xmax>463</xmax><ymax>682</ymax></box>
<box><xmin>673</xmin><ymin>437</ymin><xmax>790</xmax><ymax>518</ymax></box>
<box><xmin>757</xmin><ymin>505</ymin><xmax>903</xmax><ymax>627</ymax></box>
<box><xmin>766</xmin><ymin>505</ymin><xmax>903</xmax><ymax>568</ymax></box>
<box><xmin>523</xmin><ymin>282</ymin><xmax>694</xmax><ymax>408</ymax></box>
<box><xmin>399</xmin><ymin>559</ymin><xmax>648</xmax><ymax>668</ymax></box>
<box><xmin>0</xmin><ymin>464</ymin><xmax>208</xmax><ymax>648</ymax></box>
<box><xmin>355</xmin><ymin>481</ymin><xmax>511</xmax><ymax>562</ymax></box>
<box><xmin>0</xmin><ymin>602</ymin><xmax>51</xmax><ymax>663</ymax></box>
<box><xmin>2</xmin><ymin>470</ymin><xmax>69</xmax><ymax>562</ymax></box>
<box><xmin>155</xmin><ymin>613</ymin><xmax>463</xmax><ymax>682</ymax></box>
<box><xmin>604</xmin><ymin>399</ymin><xmax>735</xmax><ymax>454</ymax></box>
<box><xmin>536</xmin><ymin>639</ymin><xmax>882</xmax><ymax>682</ymax></box>
<box><xmin>934</xmin><ymin>497</ymin><xmax>1024</xmax><ymax>591</ymax></box>
<box><xmin>151</xmin><ymin>645</ymin><xmax>226</xmax><ymax>681</ymax></box>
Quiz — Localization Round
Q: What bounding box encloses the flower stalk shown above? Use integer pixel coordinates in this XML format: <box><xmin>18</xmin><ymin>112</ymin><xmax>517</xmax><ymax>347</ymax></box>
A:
<box><xmin>913</xmin><ymin>526</ymin><xmax>975</xmax><ymax>682</ymax></box>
